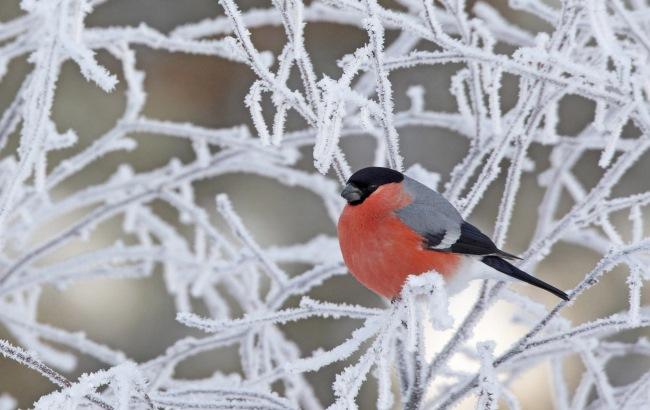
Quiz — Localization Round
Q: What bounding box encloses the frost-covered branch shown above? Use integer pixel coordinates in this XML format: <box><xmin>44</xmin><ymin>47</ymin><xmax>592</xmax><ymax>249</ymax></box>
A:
<box><xmin>1</xmin><ymin>0</ymin><xmax>649</xmax><ymax>408</ymax></box>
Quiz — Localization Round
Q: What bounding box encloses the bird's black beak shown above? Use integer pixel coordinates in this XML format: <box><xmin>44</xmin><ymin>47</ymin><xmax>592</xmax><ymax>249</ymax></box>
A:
<box><xmin>341</xmin><ymin>183</ymin><xmax>362</xmax><ymax>203</ymax></box>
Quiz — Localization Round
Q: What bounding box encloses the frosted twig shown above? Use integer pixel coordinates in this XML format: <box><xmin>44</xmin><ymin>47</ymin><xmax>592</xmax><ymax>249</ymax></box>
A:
<box><xmin>2</xmin><ymin>0</ymin><xmax>650</xmax><ymax>408</ymax></box>
<box><xmin>216</xmin><ymin>194</ymin><xmax>289</xmax><ymax>286</ymax></box>
<box><xmin>0</xmin><ymin>340</ymin><xmax>113</xmax><ymax>410</ymax></box>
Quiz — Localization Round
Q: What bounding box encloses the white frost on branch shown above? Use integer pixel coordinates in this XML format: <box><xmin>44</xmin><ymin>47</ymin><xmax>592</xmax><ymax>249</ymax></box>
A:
<box><xmin>475</xmin><ymin>341</ymin><xmax>499</xmax><ymax>410</ymax></box>
<box><xmin>0</xmin><ymin>0</ymin><xmax>649</xmax><ymax>409</ymax></box>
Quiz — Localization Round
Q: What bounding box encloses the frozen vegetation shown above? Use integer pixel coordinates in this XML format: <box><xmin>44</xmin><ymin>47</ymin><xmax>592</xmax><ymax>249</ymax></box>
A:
<box><xmin>0</xmin><ymin>0</ymin><xmax>649</xmax><ymax>408</ymax></box>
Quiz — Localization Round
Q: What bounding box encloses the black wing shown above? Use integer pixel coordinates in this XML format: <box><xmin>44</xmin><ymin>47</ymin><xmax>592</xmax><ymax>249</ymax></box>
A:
<box><xmin>423</xmin><ymin>222</ymin><xmax>568</xmax><ymax>301</ymax></box>
<box><xmin>427</xmin><ymin>221</ymin><xmax>520</xmax><ymax>260</ymax></box>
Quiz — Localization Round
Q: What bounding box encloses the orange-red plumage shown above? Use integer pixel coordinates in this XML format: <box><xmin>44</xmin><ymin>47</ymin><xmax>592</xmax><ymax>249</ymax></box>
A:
<box><xmin>337</xmin><ymin>183</ymin><xmax>461</xmax><ymax>298</ymax></box>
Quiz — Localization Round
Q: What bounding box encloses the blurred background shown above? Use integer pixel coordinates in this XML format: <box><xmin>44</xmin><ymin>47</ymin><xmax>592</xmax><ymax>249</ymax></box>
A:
<box><xmin>0</xmin><ymin>0</ymin><xmax>648</xmax><ymax>408</ymax></box>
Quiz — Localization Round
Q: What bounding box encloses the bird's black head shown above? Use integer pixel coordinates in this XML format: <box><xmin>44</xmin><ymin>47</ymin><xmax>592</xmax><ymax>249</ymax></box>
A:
<box><xmin>341</xmin><ymin>167</ymin><xmax>404</xmax><ymax>205</ymax></box>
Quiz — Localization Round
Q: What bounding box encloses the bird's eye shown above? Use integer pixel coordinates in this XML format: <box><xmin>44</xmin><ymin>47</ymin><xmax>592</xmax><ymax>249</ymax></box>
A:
<box><xmin>367</xmin><ymin>184</ymin><xmax>378</xmax><ymax>192</ymax></box>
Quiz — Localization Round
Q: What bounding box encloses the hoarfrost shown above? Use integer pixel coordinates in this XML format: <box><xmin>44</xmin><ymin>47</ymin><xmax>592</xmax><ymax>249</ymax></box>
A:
<box><xmin>0</xmin><ymin>0</ymin><xmax>649</xmax><ymax>408</ymax></box>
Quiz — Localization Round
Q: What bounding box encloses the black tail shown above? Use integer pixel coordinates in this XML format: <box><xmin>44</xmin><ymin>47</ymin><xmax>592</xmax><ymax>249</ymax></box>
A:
<box><xmin>481</xmin><ymin>256</ymin><xmax>569</xmax><ymax>301</ymax></box>
<box><xmin>495</xmin><ymin>250</ymin><xmax>521</xmax><ymax>260</ymax></box>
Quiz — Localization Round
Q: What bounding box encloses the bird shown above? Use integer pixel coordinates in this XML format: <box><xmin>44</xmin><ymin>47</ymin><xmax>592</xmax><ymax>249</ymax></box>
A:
<box><xmin>337</xmin><ymin>166</ymin><xmax>569</xmax><ymax>301</ymax></box>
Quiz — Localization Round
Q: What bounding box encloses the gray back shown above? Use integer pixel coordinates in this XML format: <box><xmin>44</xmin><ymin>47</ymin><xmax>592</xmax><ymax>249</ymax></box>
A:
<box><xmin>395</xmin><ymin>176</ymin><xmax>463</xmax><ymax>247</ymax></box>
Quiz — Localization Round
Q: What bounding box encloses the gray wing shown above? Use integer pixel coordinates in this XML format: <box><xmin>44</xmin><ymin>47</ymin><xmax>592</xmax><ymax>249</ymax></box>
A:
<box><xmin>396</xmin><ymin>176</ymin><xmax>509</xmax><ymax>257</ymax></box>
<box><xmin>395</xmin><ymin>177</ymin><xmax>462</xmax><ymax>249</ymax></box>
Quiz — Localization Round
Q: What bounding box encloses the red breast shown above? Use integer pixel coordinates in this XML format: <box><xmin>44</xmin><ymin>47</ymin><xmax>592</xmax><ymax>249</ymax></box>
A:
<box><xmin>337</xmin><ymin>182</ymin><xmax>461</xmax><ymax>298</ymax></box>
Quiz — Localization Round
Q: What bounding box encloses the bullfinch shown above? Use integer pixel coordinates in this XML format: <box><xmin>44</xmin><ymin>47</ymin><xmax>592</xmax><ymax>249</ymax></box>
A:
<box><xmin>337</xmin><ymin>167</ymin><xmax>569</xmax><ymax>301</ymax></box>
